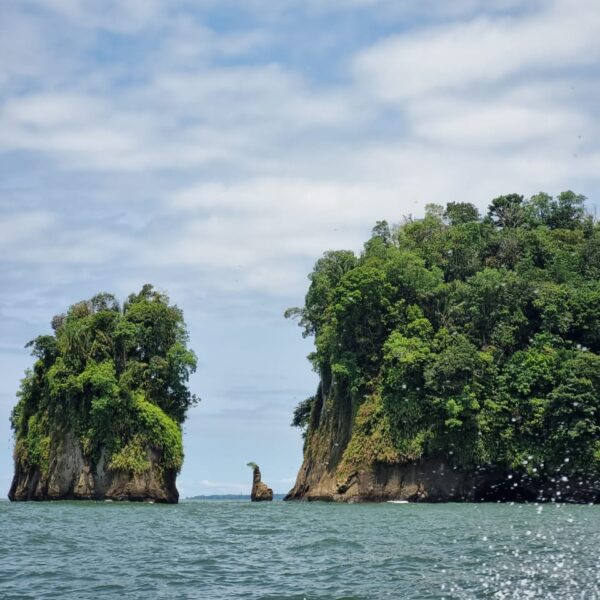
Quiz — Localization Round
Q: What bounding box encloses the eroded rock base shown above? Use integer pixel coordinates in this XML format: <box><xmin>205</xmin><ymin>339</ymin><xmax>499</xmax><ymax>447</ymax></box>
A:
<box><xmin>285</xmin><ymin>459</ymin><xmax>599</xmax><ymax>504</ymax></box>
<box><xmin>9</xmin><ymin>432</ymin><xmax>178</xmax><ymax>503</ymax></box>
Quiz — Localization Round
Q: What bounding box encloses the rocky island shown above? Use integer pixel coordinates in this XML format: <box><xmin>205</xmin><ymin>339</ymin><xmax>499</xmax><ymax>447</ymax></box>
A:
<box><xmin>9</xmin><ymin>285</ymin><xmax>198</xmax><ymax>503</ymax></box>
<box><xmin>285</xmin><ymin>192</ymin><xmax>600</xmax><ymax>503</ymax></box>
<box><xmin>248</xmin><ymin>462</ymin><xmax>273</xmax><ymax>501</ymax></box>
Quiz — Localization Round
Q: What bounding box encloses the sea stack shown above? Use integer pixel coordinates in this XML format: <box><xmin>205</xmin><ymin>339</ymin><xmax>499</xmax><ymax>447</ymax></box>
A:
<box><xmin>248</xmin><ymin>463</ymin><xmax>273</xmax><ymax>501</ymax></box>
<box><xmin>285</xmin><ymin>197</ymin><xmax>600</xmax><ymax>503</ymax></box>
<box><xmin>8</xmin><ymin>285</ymin><xmax>198</xmax><ymax>503</ymax></box>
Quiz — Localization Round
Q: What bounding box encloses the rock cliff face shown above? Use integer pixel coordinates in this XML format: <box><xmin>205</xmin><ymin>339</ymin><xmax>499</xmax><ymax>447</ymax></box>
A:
<box><xmin>250</xmin><ymin>465</ymin><xmax>273</xmax><ymax>502</ymax></box>
<box><xmin>9</xmin><ymin>431</ymin><xmax>178</xmax><ymax>503</ymax></box>
<box><xmin>285</xmin><ymin>379</ymin><xmax>599</xmax><ymax>503</ymax></box>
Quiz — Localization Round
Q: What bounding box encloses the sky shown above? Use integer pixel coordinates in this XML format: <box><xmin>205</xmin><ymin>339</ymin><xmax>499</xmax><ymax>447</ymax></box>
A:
<box><xmin>1</xmin><ymin>0</ymin><xmax>600</xmax><ymax>497</ymax></box>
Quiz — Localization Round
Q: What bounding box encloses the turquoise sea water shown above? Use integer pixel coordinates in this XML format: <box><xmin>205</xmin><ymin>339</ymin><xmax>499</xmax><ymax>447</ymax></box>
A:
<box><xmin>1</xmin><ymin>500</ymin><xmax>598</xmax><ymax>599</ymax></box>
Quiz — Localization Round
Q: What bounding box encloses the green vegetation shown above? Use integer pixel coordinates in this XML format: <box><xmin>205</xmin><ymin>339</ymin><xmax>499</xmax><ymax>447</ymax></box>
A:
<box><xmin>11</xmin><ymin>285</ymin><xmax>198</xmax><ymax>476</ymax></box>
<box><xmin>289</xmin><ymin>192</ymin><xmax>600</xmax><ymax>482</ymax></box>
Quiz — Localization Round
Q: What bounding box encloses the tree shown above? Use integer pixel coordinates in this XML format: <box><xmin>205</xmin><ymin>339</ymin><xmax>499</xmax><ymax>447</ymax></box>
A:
<box><xmin>285</xmin><ymin>250</ymin><xmax>357</xmax><ymax>338</ymax></box>
<box><xmin>488</xmin><ymin>194</ymin><xmax>525</xmax><ymax>228</ymax></box>
<box><xmin>445</xmin><ymin>202</ymin><xmax>480</xmax><ymax>225</ymax></box>
<box><xmin>371</xmin><ymin>220</ymin><xmax>392</xmax><ymax>244</ymax></box>
<box><xmin>547</xmin><ymin>191</ymin><xmax>587</xmax><ymax>230</ymax></box>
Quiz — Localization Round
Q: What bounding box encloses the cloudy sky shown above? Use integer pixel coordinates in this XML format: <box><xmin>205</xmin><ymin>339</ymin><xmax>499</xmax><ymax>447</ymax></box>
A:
<box><xmin>1</xmin><ymin>0</ymin><xmax>600</xmax><ymax>497</ymax></box>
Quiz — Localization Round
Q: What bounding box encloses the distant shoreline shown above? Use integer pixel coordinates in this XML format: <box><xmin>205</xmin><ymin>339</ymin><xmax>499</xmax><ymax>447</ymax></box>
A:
<box><xmin>185</xmin><ymin>494</ymin><xmax>286</xmax><ymax>501</ymax></box>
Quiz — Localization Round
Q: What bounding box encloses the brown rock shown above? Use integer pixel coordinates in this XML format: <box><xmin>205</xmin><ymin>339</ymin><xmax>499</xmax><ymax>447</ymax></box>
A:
<box><xmin>249</xmin><ymin>464</ymin><xmax>273</xmax><ymax>502</ymax></box>
<box><xmin>284</xmin><ymin>379</ymin><xmax>600</xmax><ymax>503</ymax></box>
<box><xmin>8</xmin><ymin>430</ymin><xmax>178</xmax><ymax>503</ymax></box>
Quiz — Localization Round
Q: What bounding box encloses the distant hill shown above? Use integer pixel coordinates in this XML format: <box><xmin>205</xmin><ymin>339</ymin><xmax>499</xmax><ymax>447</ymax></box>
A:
<box><xmin>186</xmin><ymin>494</ymin><xmax>286</xmax><ymax>501</ymax></box>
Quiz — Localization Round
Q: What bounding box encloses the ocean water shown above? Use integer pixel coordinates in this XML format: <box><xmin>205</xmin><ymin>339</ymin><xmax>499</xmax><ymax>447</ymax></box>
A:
<box><xmin>1</xmin><ymin>500</ymin><xmax>598</xmax><ymax>599</ymax></box>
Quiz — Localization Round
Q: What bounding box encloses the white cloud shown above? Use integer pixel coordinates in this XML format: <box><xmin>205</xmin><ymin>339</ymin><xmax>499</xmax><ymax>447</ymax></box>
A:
<box><xmin>3</xmin><ymin>93</ymin><xmax>106</xmax><ymax>127</ymax></box>
<box><xmin>1</xmin><ymin>0</ymin><xmax>599</xmax><ymax>294</ymax></box>
<box><xmin>409</xmin><ymin>96</ymin><xmax>589</xmax><ymax>148</ymax></box>
<box><xmin>157</xmin><ymin>18</ymin><xmax>272</xmax><ymax>64</ymax></box>
<box><xmin>26</xmin><ymin>0</ymin><xmax>167</xmax><ymax>33</ymax></box>
<box><xmin>170</xmin><ymin>178</ymin><xmax>395</xmax><ymax>223</ymax></box>
<box><xmin>159</xmin><ymin>178</ymin><xmax>402</xmax><ymax>293</ymax></box>
<box><xmin>24</xmin><ymin>0</ymin><xmax>535</xmax><ymax>29</ymax></box>
<box><xmin>353</xmin><ymin>0</ymin><xmax>600</xmax><ymax>101</ymax></box>
<box><xmin>0</xmin><ymin>211</ymin><xmax>56</xmax><ymax>246</ymax></box>
<box><xmin>0</xmin><ymin>64</ymin><xmax>365</xmax><ymax>173</ymax></box>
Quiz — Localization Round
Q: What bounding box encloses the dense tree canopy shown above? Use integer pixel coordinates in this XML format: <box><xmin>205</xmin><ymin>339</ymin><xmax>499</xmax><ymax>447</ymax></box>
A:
<box><xmin>289</xmin><ymin>192</ymin><xmax>600</xmax><ymax>482</ymax></box>
<box><xmin>11</xmin><ymin>285</ymin><xmax>198</xmax><ymax>476</ymax></box>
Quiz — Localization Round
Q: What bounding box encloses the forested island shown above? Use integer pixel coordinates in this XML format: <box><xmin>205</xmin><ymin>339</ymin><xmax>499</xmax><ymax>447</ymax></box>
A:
<box><xmin>9</xmin><ymin>285</ymin><xmax>197</xmax><ymax>503</ymax></box>
<box><xmin>285</xmin><ymin>192</ymin><xmax>600</xmax><ymax>503</ymax></box>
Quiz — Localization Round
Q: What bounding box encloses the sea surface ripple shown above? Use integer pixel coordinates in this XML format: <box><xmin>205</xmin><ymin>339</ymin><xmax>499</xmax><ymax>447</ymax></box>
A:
<box><xmin>1</xmin><ymin>500</ymin><xmax>599</xmax><ymax>599</ymax></box>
